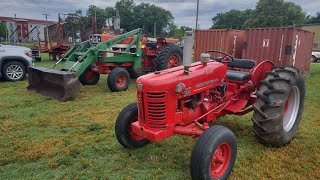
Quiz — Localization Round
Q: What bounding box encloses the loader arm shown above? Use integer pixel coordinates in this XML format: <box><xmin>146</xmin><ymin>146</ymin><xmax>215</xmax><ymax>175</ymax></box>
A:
<box><xmin>61</xmin><ymin>28</ymin><xmax>143</xmax><ymax>77</ymax></box>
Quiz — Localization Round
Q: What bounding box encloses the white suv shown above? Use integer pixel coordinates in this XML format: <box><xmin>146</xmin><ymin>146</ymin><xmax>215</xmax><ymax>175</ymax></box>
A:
<box><xmin>0</xmin><ymin>44</ymin><xmax>33</xmax><ymax>81</ymax></box>
<box><xmin>312</xmin><ymin>51</ymin><xmax>320</xmax><ymax>63</ymax></box>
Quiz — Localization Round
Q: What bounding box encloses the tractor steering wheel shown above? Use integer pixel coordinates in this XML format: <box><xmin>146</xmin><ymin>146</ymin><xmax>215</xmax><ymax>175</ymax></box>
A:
<box><xmin>206</xmin><ymin>50</ymin><xmax>234</xmax><ymax>63</ymax></box>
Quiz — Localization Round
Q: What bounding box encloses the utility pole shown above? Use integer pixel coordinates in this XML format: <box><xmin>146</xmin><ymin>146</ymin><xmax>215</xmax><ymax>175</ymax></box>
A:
<box><xmin>196</xmin><ymin>0</ymin><xmax>199</xmax><ymax>30</ymax></box>
<box><xmin>14</xmin><ymin>14</ymin><xmax>16</xmax><ymax>18</ymax></box>
<box><xmin>43</xmin><ymin>13</ymin><xmax>50</xmax><ymax>21</ymax></box>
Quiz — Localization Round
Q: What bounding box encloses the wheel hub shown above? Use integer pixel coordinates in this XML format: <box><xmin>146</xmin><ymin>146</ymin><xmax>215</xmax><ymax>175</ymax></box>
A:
<box><xmin>167</xmin><ymin>54</ymin><xmax>181</xmax><ymax>68</ymax></box>
<box><xmin>85</xmin><ymin>70</ymin><xmax>95</xmax><ymax>81</ymax></box>
<box><xmin>283</xmin><ymin>86</ymin><xmax>300</xmax><ymax>132</ymax></box>
<box><xmin>116</xmin><ymin>74</ymin><xmax>126</xmax><ymax>87</ymax></box>
<box><xmin>6</xmin><ymin>65</ymin><xmax>23</xmax><ymax>80</ymax></box>
<box><xmin>211</xmin><ymin>143</ymin><xmax>231</xmax><ymax>178</ymax></box>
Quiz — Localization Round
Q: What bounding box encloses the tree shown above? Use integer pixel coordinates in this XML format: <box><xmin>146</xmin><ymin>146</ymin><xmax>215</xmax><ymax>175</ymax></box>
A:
<box><xmin>283</xmin><ymin>2</ymin><xmax>306</xmax><ymax>26</ymax></box>
<box><xmin>211</xmin><ymin>0</ymin><xmax>308</xmax><ymax>29</ymax></box>
<box><xmin>211</xmin><ymin>9</ymin><xmax>252</xmax><ymax>29</ymax></box>
<box><xmin>307</xmin><ymin>12</ymin><xmax>320</xmax><ymax>24</ymax></box>
<box><xmin>132</xmin><ymin>3</ymin><xmax>174</xmax><ymax>37</ymax></box>
<box><xmin>86</xmin><ymin>5</ymin><xmax>115</xmax><ymax>33</ymax></box>
<box><xmin>244</xmin><ymin>0</ymin><xmax>306</xmax><ymax>28</ymax></box>
<box><xmin>115</xmin><ymin>0</ymin><xmax>135</xmax><ymax>31</ymax></box>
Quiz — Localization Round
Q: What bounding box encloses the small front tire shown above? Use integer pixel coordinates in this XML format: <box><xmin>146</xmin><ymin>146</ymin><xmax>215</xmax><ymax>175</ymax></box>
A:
<box><xmin>107</xmin><ymin>68</ymin><xmax>130</xmax><ymax>92</ymax></box>
<box><xmin>79</xmin><ymin>64</ymin><xmax>100</xmax><ymax>85</ymax></box>
<box><xmin>115</xmin><ymin>103</ymin><xmax>150</xmax><ymax>149</ymax></box>
<box><xmin>190</xmin><ymin>125</ymin><xmax>237</xmax><ymax>180</ymax></box>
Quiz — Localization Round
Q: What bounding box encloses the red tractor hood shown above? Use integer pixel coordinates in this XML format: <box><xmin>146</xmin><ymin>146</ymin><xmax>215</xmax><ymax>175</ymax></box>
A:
<box><xmin>137</xmin><ymin>61</ymin><xmax>228</xmax><ymax>94</ymax></box>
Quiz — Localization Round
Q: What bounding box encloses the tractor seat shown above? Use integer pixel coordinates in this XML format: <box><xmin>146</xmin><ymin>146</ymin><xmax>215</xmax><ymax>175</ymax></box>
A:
<box><xmin>226</xmin><ymin>70</ymin><xmax>250</xmax><ymax>82</ymax></box>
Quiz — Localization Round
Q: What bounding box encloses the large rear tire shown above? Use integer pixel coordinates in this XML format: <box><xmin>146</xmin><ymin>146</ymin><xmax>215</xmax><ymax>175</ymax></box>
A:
<box><xmin>115</xmin><ymin>103</ymin><xmax>150</xmax><ymax>149</ymax></box>
<box><xmin>107</xmin><ymin>68</ymin><xmax>130</xmax><ymax>92</ymax></box>
<box><xmin>79</xmin><ymin>64</ymin><xmax>100</xmax><ymax>85</ymax></box>
<box><xmin>252</xmin><ymin>66</ymin><xmax>305</xmax><ymax>147</ymax></box>
<box><xmin>154</xmin><ymin>44</ymin><xmax>183</xmax><ymax>71</ymax></box>
<box><xmin>128</xmin><ymin>68</ymin><xmax>145</xmax><ymax>79</ymax></box>
<box><xmin>190</xmin><ymin>125</ymin><xmax>237</xmax><ymax>180</ymax></box>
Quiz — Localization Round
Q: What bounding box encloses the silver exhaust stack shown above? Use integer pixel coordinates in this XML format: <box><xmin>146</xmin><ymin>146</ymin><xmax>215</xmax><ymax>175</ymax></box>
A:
<box><xmin>183</xmin><ymin>31</ymin><xmax>194</xmax><ymax>74</ymax></box>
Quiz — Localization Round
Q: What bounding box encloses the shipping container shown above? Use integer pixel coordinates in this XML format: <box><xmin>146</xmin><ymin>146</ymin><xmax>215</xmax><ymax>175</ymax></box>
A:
<box><xmin>194</xmin><ymin>29</ymin><xmax>244</xmax><ymax>60</ymax></box>
<box><xmin>242</xmin><ymin>27</ymin><xmax>314</xmax><ymax>72</ymax></box>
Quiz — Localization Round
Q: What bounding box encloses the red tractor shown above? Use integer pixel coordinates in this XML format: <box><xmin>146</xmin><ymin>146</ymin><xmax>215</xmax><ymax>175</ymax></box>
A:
<box><xmin>115</xmin><ymin>32</ymin><xmax>305</xmax><ymax>179</ymax></box>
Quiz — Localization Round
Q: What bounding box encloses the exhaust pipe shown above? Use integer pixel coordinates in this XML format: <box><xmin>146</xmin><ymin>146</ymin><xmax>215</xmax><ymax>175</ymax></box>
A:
<box><xmin>183</xmin><ymin>31</ymin><xmax>194</xmax><ymax>74</ymax></box>
<box><xmin>114</xmin><ymin>11</ymin><xmax>121</xmax><ymax>35</ymax></box>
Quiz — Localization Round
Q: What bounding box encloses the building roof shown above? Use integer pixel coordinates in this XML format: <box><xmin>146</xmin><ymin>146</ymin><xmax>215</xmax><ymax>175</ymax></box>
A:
<box><xmin>0</xmin><ymin>16</ymin><xmax>57</xmax><ymax>25</ymax></box>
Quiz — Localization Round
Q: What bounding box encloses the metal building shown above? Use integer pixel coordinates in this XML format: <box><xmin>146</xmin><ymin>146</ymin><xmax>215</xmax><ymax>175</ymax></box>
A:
<box><xmin>298</xmin><ymin>24</ymin><xmax>320</xmax><ymax>51</ymax></box>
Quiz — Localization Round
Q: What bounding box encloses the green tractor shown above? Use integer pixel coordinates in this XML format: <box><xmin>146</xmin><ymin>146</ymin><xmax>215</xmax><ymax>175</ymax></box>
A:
<box><xmin>27</xmin><ymin>28</ymin><xmax>183</xmax><ymax>101</ymax></box>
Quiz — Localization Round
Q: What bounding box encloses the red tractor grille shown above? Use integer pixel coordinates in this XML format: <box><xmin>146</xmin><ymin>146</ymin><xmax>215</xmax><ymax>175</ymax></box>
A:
<box><xmin>146</xmin><ymin>92</ymin><xmax>166</xmax><ymax>128</ymax></box>
<box><xmin>137</xmin><ymin>92</ymin><xmax>145</xmax><ymax>123</ymax></box>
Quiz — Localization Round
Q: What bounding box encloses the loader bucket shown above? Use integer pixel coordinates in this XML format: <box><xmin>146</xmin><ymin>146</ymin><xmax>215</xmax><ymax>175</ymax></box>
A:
<box><xmin>27</xmin><ymin>66</ymin><xmax>81</xmax><ymax>102</ymax></box>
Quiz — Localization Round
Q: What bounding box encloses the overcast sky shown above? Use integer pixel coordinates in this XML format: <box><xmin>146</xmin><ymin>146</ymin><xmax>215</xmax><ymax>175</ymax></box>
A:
<box><xmin>0</xmin><ymin>0</ymin><xmax>318</xmax><ymax>29</ymax></box>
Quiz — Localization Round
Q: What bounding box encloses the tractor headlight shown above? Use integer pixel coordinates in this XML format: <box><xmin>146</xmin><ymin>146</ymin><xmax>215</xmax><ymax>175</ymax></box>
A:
<box><xmin>176</xmin><ymin>82</ymin><xmax>186</xmax><ymax>93</ymax></box>
<box><xmin>137</xmin><ymin>83</ymin><xmax>143</xmax><ymax>91</ymax></box>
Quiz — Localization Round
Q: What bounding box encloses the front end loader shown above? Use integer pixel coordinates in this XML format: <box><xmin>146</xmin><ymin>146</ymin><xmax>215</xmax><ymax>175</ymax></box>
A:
<box><xmin>28</xmin><ymin>28</ymin><xmax>183</xmax><ymax>101</ymax></box>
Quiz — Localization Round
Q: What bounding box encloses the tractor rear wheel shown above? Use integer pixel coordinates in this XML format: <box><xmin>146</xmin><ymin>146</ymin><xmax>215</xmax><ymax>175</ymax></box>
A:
<box><xmin>79</xmin><ymin>64</ymin><xmax>100</xmax><ymax>85</ymax></box>
<box><xmin>190</xmin><ymin>125</ymin><xmax>237</xmax><ymax>180</ymax></box>
<box><xmin>252</xmin><ymin>66</ymin><xmax>305</xmax><ymax>147</ymax></box>
<box><xmin>128</xmin><ymin>68</ymin><xmax>145</xmax><ymax>79</ymax></box>
<box><xmin>107</xmin><ymin>68</ymin><xmax>130</xmax><ymax>92</ymax></box>
<box><xmin>154</xmin><ymin>44</ymin><xmax>183</xmax><ymax>71</ymax></box>
<box><xmin>115</xmin><ymin>103</ymin><xmax>150</xmax><ymax>149</ymax></box>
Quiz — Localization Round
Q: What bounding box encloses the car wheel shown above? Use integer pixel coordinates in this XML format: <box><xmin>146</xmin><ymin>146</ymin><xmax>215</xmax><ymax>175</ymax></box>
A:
<box><xmin>2</xmin><ymin>61</ymin><xmax>27</xmax><ymax>81</ymax></box>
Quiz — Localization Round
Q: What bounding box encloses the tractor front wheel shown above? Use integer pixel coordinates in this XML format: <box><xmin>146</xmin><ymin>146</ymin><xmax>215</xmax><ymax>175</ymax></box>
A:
<box><xmin>252</xmin><ymin>66</ymin><xmax>305</xmax><ymax>147</ymax></box>
<box><xmin>154</xmin><ymin>44</ymin><xmax>183</xmax><ymax>71</ymax></box>
<box><xmin>79</xmin><ymin>64</ymin><xmax>100</xmax><ymax>85</ymax></box>
<box><xmin>107</xmin><ymin>68</ymin><xmax>130</xmax><ymax>92</ymax></box>
<box><xmin>115</xmin><ymin>103</ymin><xmax>150</xmax><ymax>149</ymax></box>
<box><xmin>190</xmin><ymin>125</ymin><xmax>237</xmax><ymax>180</ymax></box>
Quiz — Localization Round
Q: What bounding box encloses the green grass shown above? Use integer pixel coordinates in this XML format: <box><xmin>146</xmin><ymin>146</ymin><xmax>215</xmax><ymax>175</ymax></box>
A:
<box><xmin>0</xmin><ymin>57</ymin><xmax>320</xmax><ymax>179</ymax></box>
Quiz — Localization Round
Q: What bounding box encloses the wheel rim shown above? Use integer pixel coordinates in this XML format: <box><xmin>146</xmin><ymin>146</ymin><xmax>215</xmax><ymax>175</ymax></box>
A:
<box><xmin>283</xmin><ymin>86</ymin><xmax>300</xmax><ymax>132</ymax></box>
<box><xmin>116</xmin><ymin>74</ymin><xmax>126</xmax><ymax>87</ymax></box>
<box><xmin>6</xmin><ymin>65</ymin><xmax>23</xmax><ymax>80</ymax></box>
<box><xmin>167</xmin><ymin>54</ymin><xmax>181</xmax><ymax>68</ymax></box>
<box><xmin>211</xmin><ymin>143</ymin><xmax>231</xmax><ymax>178</ymax></box>
<box><xmin>85</xmin><ymin>69</ymin><xmax>95</xmax><ymax>81</ymax></box>
<box><xmin>129</xmin><ymin>116</ymin><xmax>144</xmax><ymax>141</ymax></box>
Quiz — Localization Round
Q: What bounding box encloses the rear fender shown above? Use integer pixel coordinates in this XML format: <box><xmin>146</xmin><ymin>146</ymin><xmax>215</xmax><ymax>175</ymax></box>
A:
<box><xmin>250</xmin><ymin>60</ymin><xmax>274</xmax><ymax>88</ymax></box>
